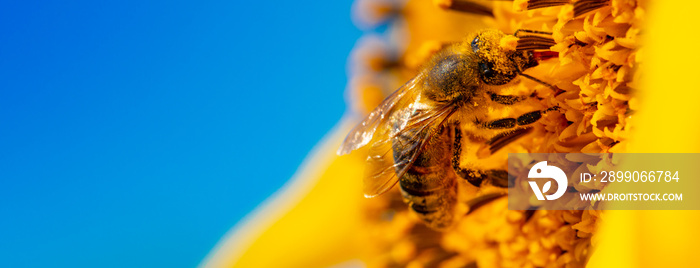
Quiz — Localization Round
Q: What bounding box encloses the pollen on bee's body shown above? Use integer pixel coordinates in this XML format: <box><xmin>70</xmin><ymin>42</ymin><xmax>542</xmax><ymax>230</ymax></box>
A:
<box><xmin>499</xmin><ymin>35</ymin><xmax>519</xmax><ymax>51</ymax></box>
<box><xmin>424</xmin><ymin>53</ymin><xmax>474</xmax><ymax>97</ymax></box>
<box><xmin>472</xmin><ymin>29</ymin><xmax>507</xmax><ymax>61</ymax></box>
<box><xmin>472</xmin><ymin>29</ymin><xmax>521</xmax><ymax>79</ymax></box>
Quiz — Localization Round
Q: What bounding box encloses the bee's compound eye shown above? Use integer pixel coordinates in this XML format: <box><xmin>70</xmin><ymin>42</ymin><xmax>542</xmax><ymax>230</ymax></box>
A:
<box><xmin>479</xmin><ymin>62</ymin><xmax>494</xmax><ymax>79</ymax></box>
<box><xmin>478</xmin><ymin>61</ymin><xmax>516</xmax><ymax>85</ymax></box>
<box><xmin>471</xmin><ymin>36</ymin><xmax>480</xmax><ymax>52</ymax></box>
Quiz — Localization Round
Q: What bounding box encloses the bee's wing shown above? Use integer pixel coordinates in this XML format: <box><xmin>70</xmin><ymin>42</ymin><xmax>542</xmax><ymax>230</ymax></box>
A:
<box><xmin>337</xmin><ymin>73</ymin><xmax>425</xmax><ymax>156</ymax></box>
<box><xmin>362</xmin><ymin>100</ymin><xmax>459</xmax><ymax>198</ymax></box>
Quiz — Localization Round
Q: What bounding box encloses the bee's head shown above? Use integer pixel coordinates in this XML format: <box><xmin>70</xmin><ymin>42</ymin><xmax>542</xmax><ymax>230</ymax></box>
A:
<box><xmin>471</xmin><ymin>30</ymin><xmax>537</xmax><ymax>85</ymax></box>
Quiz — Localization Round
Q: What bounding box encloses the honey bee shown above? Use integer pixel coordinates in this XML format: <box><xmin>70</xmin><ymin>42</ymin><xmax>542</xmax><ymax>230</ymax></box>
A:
<box><xmin>337</xmin><ymin>29</ymin><xmax>558</xmax><ymax>230</ymax></box>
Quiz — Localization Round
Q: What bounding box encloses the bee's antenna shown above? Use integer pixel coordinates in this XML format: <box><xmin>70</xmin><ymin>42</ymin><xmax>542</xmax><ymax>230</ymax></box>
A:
<box><xmin>519</xmin><ymin>72</ymin><xmax>557</xmax><ymax>90</ymax></box>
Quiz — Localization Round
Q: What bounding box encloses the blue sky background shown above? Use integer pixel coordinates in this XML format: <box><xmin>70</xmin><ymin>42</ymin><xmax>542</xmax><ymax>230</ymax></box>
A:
<box><xmin>0</xmin><ymin>1</ymin><xmax>361</xmax><ymax>267</ymax></box>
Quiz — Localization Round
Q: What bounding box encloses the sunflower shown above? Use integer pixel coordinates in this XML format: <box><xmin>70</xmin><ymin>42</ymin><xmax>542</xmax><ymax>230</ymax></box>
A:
<box><xmin>202</xmin><ymin>1</ymin><xmax>700</xmax><ymax>267</ymax></box>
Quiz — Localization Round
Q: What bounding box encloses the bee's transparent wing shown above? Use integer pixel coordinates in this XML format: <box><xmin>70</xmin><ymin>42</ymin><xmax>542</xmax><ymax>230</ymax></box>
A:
<box><xmin>362</xmin><ymin>101</ymin><xmax>459</xmax><ymax>198</ymax></box>
<box><xmin>337</xmin><ymin>73</ymin><xmax>425</xmax><ymax>156</ymax></box>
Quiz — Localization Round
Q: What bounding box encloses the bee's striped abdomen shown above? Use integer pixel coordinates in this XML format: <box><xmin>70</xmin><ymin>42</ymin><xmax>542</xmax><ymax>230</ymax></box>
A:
<box><xmin>392</xmin><ymin>123</ymin><xmax>460</xmax><ymax>230</ymax></box>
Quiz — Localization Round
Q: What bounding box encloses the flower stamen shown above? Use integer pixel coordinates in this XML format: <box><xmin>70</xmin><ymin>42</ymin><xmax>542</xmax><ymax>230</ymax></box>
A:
<box><xmin>433</xmin><ymin>0</ymin><xmax>493</xmax><ymax>16</ymax></box>
<box><xmin>515</xmin><ymin>0</ymin><xmax>569</xmax><ymax>11</ymax></box>
<box><xmin>573</xmin><ymin>0</ymin><xmax>610</xmax><ymax>17</ymax></box>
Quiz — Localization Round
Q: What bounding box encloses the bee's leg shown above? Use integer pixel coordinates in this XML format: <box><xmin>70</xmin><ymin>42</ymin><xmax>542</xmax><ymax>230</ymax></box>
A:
<box><xmin>457</xmin><ymin>168</ymin><xmax>511</xmax><ymax>188</ymax></box>
<box><xmin>480</xmin><ymin>106</ymin><xmax>559</xmax><ymax>129</ymax></box>
<box><xmin>483</xmin><ymin>169</ymin><xmax>510</xmax><ymax>188</ymax></box>
<box><xmin>488</xmin><ymin>91</ymin><xmax>535</xmax><ymax>105</ymax></box>
<box><xmin>451</xmin><ymin>122</ymin><xmax>492</xmax><ymax>186</ymax></box>
<box><xmin>452</xmin><ymin>123</ymin><xmax>520</xmax><ymax>188</ymax></box>
<box><xmin>450</xmin><ymin>121</ymin><xmax>470</xmax><ymax>181</ymax></box>
<box><xmin>465</xmin><ymin>192</ymin><xmax>506</xmax><ymax>215</ymax></box>
<box><xmin>523</xmin><ymin>210</ymin><xmax>536</xmax><ymax>221</ymax></box>
<box><xmin>463</xmin><ymin>179</ymin><xmax>538</xmax><ymax>223</ymax></box>
<box><xmin>486</xmin><ymin>127</ymin><xmax>533</xmax><ymax>154</ymax></box>
<box><xmin>459</xmin><ymin>169</ymin><xmax>484</xmax><ymax>187</ymax></box>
